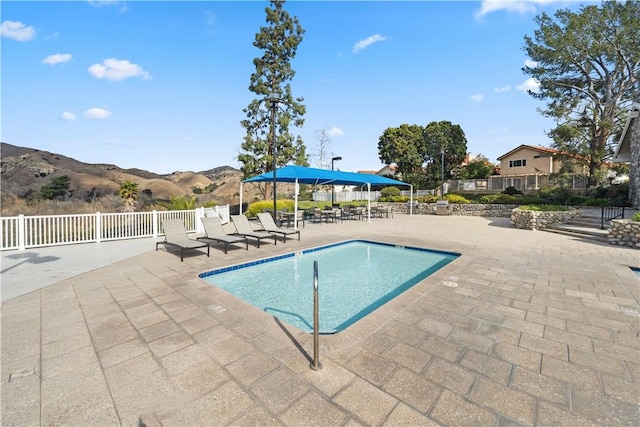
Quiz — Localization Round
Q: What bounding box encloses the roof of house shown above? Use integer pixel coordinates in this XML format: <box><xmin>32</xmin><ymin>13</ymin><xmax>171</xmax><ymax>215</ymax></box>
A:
<box><xmin>613</xmin><ymin>101</ymin><xmax>639</xmax><ymax>163</ymax></box>
<box><xmin>497</xmin><ymin>144</ymin><xmax>559</xmax><ymax>160</ymax></box>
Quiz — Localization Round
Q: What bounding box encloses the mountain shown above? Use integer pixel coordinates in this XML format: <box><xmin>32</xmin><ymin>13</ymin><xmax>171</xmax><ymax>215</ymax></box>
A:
<box><xmin>0</xmin><ymin>142</ymin><xmax>253</xmax><ymax>203</ymax></box>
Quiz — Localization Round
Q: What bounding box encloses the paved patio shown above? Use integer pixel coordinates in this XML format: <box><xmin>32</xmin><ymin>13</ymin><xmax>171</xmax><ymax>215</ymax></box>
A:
<box><xmin>1</xmin><ymin>213</ymin><xmax>639</xmax><ymax>426</ymax></box>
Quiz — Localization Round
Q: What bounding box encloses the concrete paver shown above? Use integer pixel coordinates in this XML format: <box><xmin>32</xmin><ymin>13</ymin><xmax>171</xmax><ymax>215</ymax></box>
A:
<box><xmin>1</xmin><ymin>213</ymin><xmax>640</xmax><ymax>426</ymax></box>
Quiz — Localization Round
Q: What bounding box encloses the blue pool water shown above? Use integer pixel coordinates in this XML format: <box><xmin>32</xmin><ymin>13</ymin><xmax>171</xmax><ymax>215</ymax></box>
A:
<box><xmin>199</xmin><ymin>240</ymin><xmax>459</xmax><ymax>334</ymax></box>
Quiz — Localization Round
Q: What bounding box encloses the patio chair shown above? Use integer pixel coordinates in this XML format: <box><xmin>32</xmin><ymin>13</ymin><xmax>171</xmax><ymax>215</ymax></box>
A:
<box><xmin>230</xmin><ymin>215</ymin><xmax>277</xmax><ymax>248</ymax></box>
<box><xmin>156</xmin><ymin>218</ymin><xmax>210</xmax><ymax>262</ymax></box>
<box><xmin>295</xmin><ymin>209</ymin><xmax>305</xmax><ymax>228</ymax></box>
<box><xmin>257</xmin><ymin>213</ymin><xmax>301</xmax><ymax>243</ymax></box>
<box><xmin>198</xmin><ymin>216</ymin><xmax>248</xmax><ymax>254</ymax></box>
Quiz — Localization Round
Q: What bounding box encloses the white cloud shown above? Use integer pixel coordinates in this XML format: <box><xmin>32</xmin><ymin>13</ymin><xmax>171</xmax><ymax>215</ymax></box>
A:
<box><xmin>494</xmin><ymin>85</ymin><xmax>511</xmax><ymax>93</ymax></box>
<box><xmin>353</xmin><ymin>34</ymin><xmax>388</xmax><ymax>53</ymax></box>
<box><xmin>43</xmin><ymin>53</ymin><xmax>72</xmax><ymax>65</ymax></box>
<box><xmin>517</xmin><ymin>77</ymin><xmax>541</xmax><ymax>93</ymax></box>
<box><xmin>84</xmin><ymin>108</ymin><xmax>112</xmax><ymax>119</ymax></box>
<box><xmin>61</xmin><ymin>111</ymin><xmax>77</xmax><ymax>121</ymax></box>
<box><xmin>88</xmin><ymin>0</ymin><xmax>128</xmax><ymax>12</ymax></box>
<box><xmin>326</xmin><ymin>126</ymin><xmax>344</xmax><ymax>138</ymax></box>
<box><xmin>524</xmin><ymin>59</ymin><xmax>538</xmax><ymax>68</ymax></box>
<box><xmin>88</xmin><ymin>58</ymin><xmax>151</xmax><ymax>81</ymax></box>
<box><xmin>470</xmin><ymin>94</ymin><xmax>484</xmax><ymax>103</ymax></box>
<box><xmin>475</xmin><ymin>0</ymin><xmax>557</xmax><ymax>18</ymax></box>
<box><xmin>1</xmin><ymin>20</ymin><xmax>36</xmax><ymax>41</ymax></box>
<box><xmin>204</xmin><ymin>10</ymin><xmax>216</xmax><ymax>26</ymax></box>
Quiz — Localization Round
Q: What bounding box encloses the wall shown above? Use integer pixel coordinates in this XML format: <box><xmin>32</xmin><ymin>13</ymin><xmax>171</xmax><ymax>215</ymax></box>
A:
<box><xmin>380</xmin><ymin>202</ymin><xmax>518</xmax><ymax>217</ymax></box>
<box><xmin>510</xmin><ymin>208</ymin><xmax>582</xmax><ymax>230</ymax></box>
<box><xmin>608</xmin><ymin>219</ymin><xmax>640</xmax><ymax>248</ymax></box>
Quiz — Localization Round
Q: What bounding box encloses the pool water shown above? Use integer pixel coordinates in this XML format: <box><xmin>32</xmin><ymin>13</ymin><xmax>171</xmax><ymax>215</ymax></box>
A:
<box><xmin>199</xmin><ymin>240</ymin><xmax>459</xmax><ymax>334</ymax></box>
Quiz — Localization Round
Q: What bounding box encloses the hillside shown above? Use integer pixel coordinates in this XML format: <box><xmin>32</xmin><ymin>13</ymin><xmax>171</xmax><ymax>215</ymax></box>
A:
<box><xmin>0</xmin><ymin>142</ymin><xmax>258</xmax><ymax>205</ymax></box>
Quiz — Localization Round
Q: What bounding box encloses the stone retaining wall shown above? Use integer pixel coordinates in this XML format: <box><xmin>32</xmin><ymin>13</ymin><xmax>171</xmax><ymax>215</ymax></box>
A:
<box><xmin>510</xmin><ymin>208</ymin><xmax>582</xmax><ymax>230</ymax></box>
<box><xmin>379</xmin><ymin>202</ymin><xmax>518</xmax><ymax>217</ymax></box>
<box><xmin>608</xmin><ymin>219</ymin><xmax>640</xmax><ymax>248</ymax></box>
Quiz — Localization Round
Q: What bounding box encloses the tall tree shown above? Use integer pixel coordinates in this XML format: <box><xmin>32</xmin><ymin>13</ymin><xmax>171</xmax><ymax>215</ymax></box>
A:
<box><xmin>378</xmin><ymin>124</ymin><xmax>426</xmax><ymax>189</ymax></box>
<box><xmin>423</xmin><ymin>121</ymin><xmax>468</xmax><ymax>189</ymax></box>
<box><xmin>39</xmin><ymin>175</ymin><xmax>71</xmax><ymax>201</ymax></box>
<box><xmin>311</xmin><ymin>125</ymin><xmax>333</xmax><ymax>169</ymax></box>
<box><xmin>523</xmin><ymin>0</ymin><xmax>640</xmax><ymax>186</ymax></box>
<box><xmin>239</xmin><ymin>0</ymin><xmax>308</xmax><ymax>198</ymax></box>
<box><xmin>119</xmin><ymin>180</ymin><xmax>139</xmax><ymax>212</ymax></box>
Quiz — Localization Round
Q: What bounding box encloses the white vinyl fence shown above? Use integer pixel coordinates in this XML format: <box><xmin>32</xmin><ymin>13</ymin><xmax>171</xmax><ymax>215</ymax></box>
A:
<box><xmin>0</xmin><ymin>205</ymin><xmax>229</xmax><ymax>251</ymax></box>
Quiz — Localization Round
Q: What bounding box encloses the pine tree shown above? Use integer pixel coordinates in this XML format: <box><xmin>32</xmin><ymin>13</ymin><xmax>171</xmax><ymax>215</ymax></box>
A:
<box><xmin>238</xmin><ymin>0</ymin><xmax>308</xmax><ymax>198</ymax></box>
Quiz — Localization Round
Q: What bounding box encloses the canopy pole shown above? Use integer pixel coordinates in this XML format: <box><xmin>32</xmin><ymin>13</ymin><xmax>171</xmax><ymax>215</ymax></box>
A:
<box><xmin>294</xmin><ymin>178</ymin><xmax>299</xmax><ymax>231</ymax></box>
<box><xmin>410</xmin><ymin>184</ymin><xmax>413</xmax><ymax>216</ymax></box>
<box><xmin>239</xmin><ymin>182</ymin><xmax>244</xmax><ymax>215</ymax></box>
<box><xmin>367</xmin><ymin>183</ymin><xmax>371</xmax><ymax>222</ymax></box>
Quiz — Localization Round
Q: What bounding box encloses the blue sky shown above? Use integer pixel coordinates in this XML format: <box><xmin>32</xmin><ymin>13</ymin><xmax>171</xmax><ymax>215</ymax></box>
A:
<box><xmin>1</xmin><ymin>0</ymin><xmax>595</xmax><ymax>175</ymax></box>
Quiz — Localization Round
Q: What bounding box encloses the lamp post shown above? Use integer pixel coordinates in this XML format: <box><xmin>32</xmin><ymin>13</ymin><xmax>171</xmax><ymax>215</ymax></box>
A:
<box><xmin>440</xmin><ymin>149</ymin><xmax>446</xmax><ymax>198</ymax></box>
<box><xmin>269</xmin><ymin>92</ymin><xmax>280</xmax><ymax>219</ymax></box>
<box><xmin>331</xmin><ymin>156</ymin><xmax>342</xmax><ymax>205</ymax></box>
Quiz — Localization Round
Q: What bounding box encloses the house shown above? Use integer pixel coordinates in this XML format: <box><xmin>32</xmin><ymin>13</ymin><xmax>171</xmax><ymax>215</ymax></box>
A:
<box><xmin>496</xmin><ymin>145</ymin><xmax>564</xmax><ymax>176</ymax></box>
<box><xmin>613</xmin><ymin>101</ymin><xmax>640</xmax><ymax>208</ymax></box>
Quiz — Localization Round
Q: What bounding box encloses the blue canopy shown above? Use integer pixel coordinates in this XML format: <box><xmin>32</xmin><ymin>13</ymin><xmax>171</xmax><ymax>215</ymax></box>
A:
<box><xmin>243</xmin><ymin>165</ymin><xmax>410</xmax><ymax>187</ymax></box>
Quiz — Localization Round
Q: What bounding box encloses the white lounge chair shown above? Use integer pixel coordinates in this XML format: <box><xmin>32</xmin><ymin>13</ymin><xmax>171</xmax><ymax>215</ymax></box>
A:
<box><xmin>230</xmin><ymin>215</ymin><xmax>277</xmax><ymax>248</ymax></box>
<box><xmin>198</xmin><ymin>216</ymin><xmax>248</xmax><ymax>254</ymax></box>
<box><xmin>257</xmin><ymin>213</ymin><xmax>301</xmax><ymax>243</ymax></box>
<box><xmin>156</xmin><ymin>218</ymin><xmax>209</xmax><ymax>262</ymax></box>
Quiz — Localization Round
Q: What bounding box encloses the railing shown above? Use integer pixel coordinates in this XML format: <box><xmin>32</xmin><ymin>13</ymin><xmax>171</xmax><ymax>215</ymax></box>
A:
<box><xmin>448</xmin><ymin>174</ymin><xmax>589</xmax><ymax>192</ymax></box>
<box><xmin>601</xmin><ymin>200</ymin><xmax>626</xmax><ymax>229</ymax></box>
<box><xmin>0</xmin><ymin>205</ymin><xmax>230</xmax><ymax>251</ymax></box>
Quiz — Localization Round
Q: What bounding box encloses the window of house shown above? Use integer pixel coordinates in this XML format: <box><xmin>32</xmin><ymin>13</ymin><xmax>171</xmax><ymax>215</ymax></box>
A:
<box><xmin>509</xmin><ymin>159</ymin><xmax>527</xmax><ymax>167</ymax></box>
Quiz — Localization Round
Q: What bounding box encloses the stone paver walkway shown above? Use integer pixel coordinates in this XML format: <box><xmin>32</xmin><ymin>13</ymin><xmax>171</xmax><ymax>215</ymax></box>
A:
<box><xmin>2</xmin><ymin>214</ymin><xmax>639</xmax><ymax>426</ymax></box>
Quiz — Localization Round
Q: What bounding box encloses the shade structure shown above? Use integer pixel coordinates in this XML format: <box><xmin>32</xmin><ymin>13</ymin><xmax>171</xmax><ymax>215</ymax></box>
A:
<box><xmin>243</xmin><ymin>165</ymin><xmax>410</xmax><ymax>187</ymax></box>
<box><xmin>240</xmin><ymin>165</ymin><xmax>414</xmax><ymax>227</ymax></box>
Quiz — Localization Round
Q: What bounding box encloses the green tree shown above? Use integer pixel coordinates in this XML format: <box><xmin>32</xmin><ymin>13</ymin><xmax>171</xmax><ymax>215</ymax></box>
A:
<box><xmin>523</xmin><ymin>1</ymin><xmax>640</xmax><ymax>186</ymax></box>
<box><xmin>39</xmin><ymin>175</ymin><xmax>71</xmax><ymax>200</ymax></box>
<box><xmin>119</xmin><ymin>180</ymin><xmax>139</xmax><ymax>212</ymax></box>
<box><xmin>458</xmin><ymin>155</ymin><xmax>495</xmax><ymax>180</ymax></box>
<box><xmin>378</xmin><ymin>124</ymin><xmax>426</xmax><ymax>189</ymax></box>
<box><xmin>423</xmin><ymin>121</ymin><xmax>468</xmax><ymax>189</ymax></box>
<box><xmin>157</xmin><ymin>196</ymin><xmax>217</xmax><ymax>211</ymax></box>
<box><xmin>238</xmin><ymin>0</ymin><xmax>308</xmax><ymax>199</ymax></box>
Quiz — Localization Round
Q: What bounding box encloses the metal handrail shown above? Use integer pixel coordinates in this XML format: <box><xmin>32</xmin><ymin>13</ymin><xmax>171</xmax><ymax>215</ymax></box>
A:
<box><xmin>601</xmin><ymin>199</ymin><xmax>626</xmax><ymax>229</ymax></box>
<box><xmin>310</xmin><ymin>260</ymin><xmax>322</xmax><ymax>370</ymax></box>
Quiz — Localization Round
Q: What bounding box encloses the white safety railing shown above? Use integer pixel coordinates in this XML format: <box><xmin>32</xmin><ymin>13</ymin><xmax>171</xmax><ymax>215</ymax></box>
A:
<box><xmin>0</xmin><ymin>205</ymin><xmax>230</xmax><ymax>251</ymax></box>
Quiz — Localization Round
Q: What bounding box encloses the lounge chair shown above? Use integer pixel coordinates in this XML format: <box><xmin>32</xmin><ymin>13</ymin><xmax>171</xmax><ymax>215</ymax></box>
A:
<box><xmin>257</xmin><ymin>213</ymin><xmax>301</xmax><ymax>243</ymax></box>
<box><xmin>198</xmin><ymin>216</ymin><xmax>248</xmax><ymax>254</ymax></box>
<box><xmin>230</xmin><ymin>215</ymin><xmax>277</xmax><ymax>248</ymax></box>
<box><xmin>156</xmin><ymin>218</ymin><xmax>210</xmax><ymax>262</ymax></box>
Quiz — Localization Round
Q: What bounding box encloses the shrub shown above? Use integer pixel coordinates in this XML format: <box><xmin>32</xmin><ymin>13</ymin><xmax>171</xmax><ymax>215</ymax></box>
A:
<box><xmin>632</xmin><ymin>211</ymin><xmax>640</xmax><ymax>222</ymax></box>
<box><xmin>581</xmin><ymin>198</ymin><xmax>609</xmax><ymax>206</ymax></box>
<box><xmin>478</xmin><ymin>194</ymin><xmax>519</xmax><ymax>204</ymax></box>
<box><xmin>418</xmin><ymin>195</ymin><xmax>440</xmax><ymax>203</ymax></box>
<box><xmin>519</xmin><ymin>204</ymin><xmax>568</xmax><ymax>211</ymax></box>
<box><xmin>380</xmin><ymin>186</ymin><xmax>401</xmax><ymax>198</ymax></box>
<box><xmin>379</xmin><ymin>195</ymin><xmax>409</xmax><ymax>202</ymax></box>
<box><xmin>444</xmin><ymin>194</ymin><xmax>471</xmax><ymax>204</ymax></box>
<box><xmin>245</xmin><ymin>199</ymin><xmax>295</xmax><ymax>217</ymax></box>
<box><xmin>503</xmin><ymin>186</ymin><xmax>523</xmax><ymax>195</ymax></box>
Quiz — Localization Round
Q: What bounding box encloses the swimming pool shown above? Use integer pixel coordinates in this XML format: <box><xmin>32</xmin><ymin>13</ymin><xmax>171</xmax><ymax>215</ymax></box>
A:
<box><xmin>199</xmin><ymin>240</ymin><xmax>459</xmax><ymax>334</ymax></box>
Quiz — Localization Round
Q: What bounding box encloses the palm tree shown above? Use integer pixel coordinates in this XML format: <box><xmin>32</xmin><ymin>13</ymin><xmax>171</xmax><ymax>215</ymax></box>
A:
<box><xmin>119</xmin><ymin>180</ymin><xmax>139</xmax><ymax>212</ymax></box>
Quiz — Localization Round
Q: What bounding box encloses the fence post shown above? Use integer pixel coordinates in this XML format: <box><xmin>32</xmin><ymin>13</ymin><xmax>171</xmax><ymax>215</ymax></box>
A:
<box><xmin>153</xmin><ymin>211</ymin><xmax>159</xmax><ymax>237</ymax></box>
<box><xmin>96</xmin><ymin>212</ymin><xmax>102</xmax><ymax>243</ymax></box>
<box><xmin>195</xmin><ymin>207</ymin><xmax>204</xmax><ymax>234</ymax></box>
<box><xmin>18</xmin><ymin>214</ymin><xmax>26</xmax><ymax>251</ymax></box>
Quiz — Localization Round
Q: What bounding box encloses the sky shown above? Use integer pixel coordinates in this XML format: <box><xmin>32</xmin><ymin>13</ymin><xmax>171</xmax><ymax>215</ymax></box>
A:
<box><xmin>1</xmin><ymin>0</ymin><xmax>597</xmax><ymax>175</ymax></box>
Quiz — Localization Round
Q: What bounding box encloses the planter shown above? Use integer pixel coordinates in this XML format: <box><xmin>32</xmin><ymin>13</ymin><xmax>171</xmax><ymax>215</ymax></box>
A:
<box><xmin>510</xmin><ymin>208</ymin><xmax>581</xmax><ymax>230</ymax></box>
<box><xmin>608</xmin><ymin>219</ymin><xmax>640</xmax><ymax>248</ymax></box>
